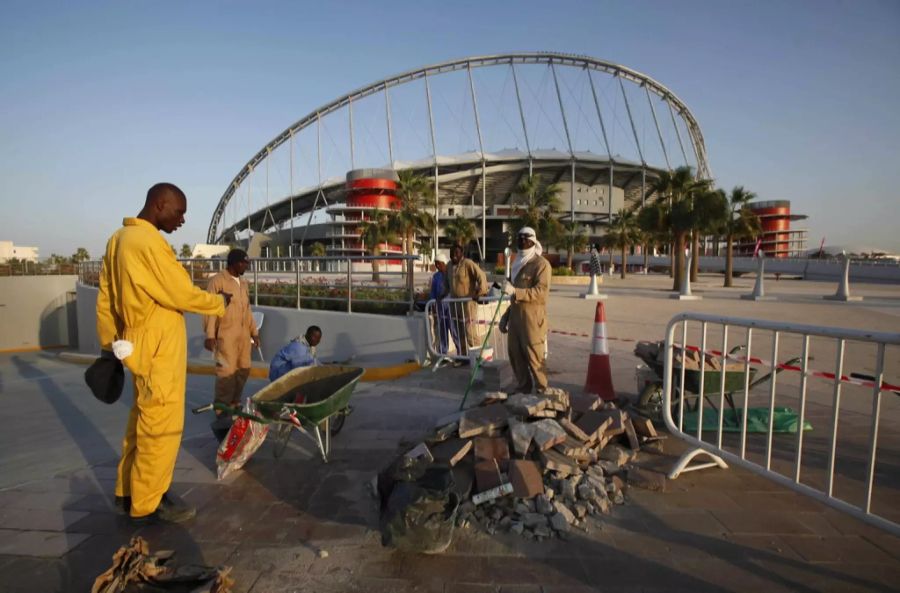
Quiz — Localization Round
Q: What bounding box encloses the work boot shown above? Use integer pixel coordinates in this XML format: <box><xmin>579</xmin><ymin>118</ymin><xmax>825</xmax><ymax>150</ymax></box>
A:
<box><xmin>114</xmin><ymin>495</ymin><xmax>131</xmax><ymax>515</ymax></box>
<box><xmin>130</xmin><ymin>492</ymin><xmax>196</xmax><ymax>525</ymax></box>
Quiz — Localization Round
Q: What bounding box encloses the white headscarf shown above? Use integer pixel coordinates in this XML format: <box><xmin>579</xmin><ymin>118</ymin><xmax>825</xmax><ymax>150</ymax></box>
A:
<box><xmin>511</xmin><ymin>227</ymin><xmax>543</xmax><ymax>281</ymax></box>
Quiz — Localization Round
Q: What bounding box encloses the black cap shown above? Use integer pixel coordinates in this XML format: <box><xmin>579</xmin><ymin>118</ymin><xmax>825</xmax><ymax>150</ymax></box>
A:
<box><xmin>84</xmin><ymin>350</ymin><xmax>125</xmax><ymax>404</ymax></box>
<box><xmin>227</xmin><ymin>249</ymin><xmax>250</xmax><ymax>266</ymax></box>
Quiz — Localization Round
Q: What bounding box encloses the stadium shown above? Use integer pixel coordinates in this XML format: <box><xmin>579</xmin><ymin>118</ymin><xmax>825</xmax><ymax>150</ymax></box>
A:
<box><xmin>206</xmin><ymin>52</ymin><xmax>711</xmax><ymax>264</ymax></box>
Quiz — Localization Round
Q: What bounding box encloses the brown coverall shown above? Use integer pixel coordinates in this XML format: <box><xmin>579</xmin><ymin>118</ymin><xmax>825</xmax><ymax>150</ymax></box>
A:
<box><xmin>445</xmin><ymin>257</ymin><xmax>488</xmax><ymax>355</ymax></box>
<box><xmin>505</xmin><ymin>255</ymin><xmax>551</xmax><ymax>393</ymax></box>
<box><xmin>204</xmin><ymin>271</ymin><xmax>258</xmax><ymax>407</ymax></box>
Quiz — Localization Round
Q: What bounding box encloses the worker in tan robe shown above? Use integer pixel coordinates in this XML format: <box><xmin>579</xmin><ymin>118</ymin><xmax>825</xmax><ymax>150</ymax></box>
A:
<box><xmin>97</xmin><ymin>183</ymin><xmax>227</xmax><ymax>523</ymax></box>
<box><xmin>203</xmin><ymin>249</ymin><xmax>259</xmax><ymax>416</ymax></box>
<box><xmin>445</xmin><ymin>244</ymin><xmax>488</xmax><ymax>357</ymax></box>
<box><xmin>500</xmin><ymin>226</ymin><xmax>551</xmax><ymax>394</ymax></box>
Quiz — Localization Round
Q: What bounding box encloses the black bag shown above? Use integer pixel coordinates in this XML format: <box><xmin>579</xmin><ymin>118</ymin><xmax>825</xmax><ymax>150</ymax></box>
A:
<box><xmin>85</xmin><ymin>350</ymin><xmax>125</xmax><ymax>404</ymax></box>
<box><xmin>379</xmin><ymin>466</ymin><xmax>460</xmax><ymax>554</ymax></box>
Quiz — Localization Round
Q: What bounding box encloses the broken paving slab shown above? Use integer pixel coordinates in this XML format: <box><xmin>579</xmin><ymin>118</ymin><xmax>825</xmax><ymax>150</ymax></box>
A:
<box><xmin>599</xmin><ymin>443</ymin><xmax>634</xmax><ymax>467</ymax></box>
<box><xmin>574</xmin><ymin>411</ymin><xmax>613</xmax><ymax>445</ymax></box>
<box><xmin>474</xmin><ymin>459</ymin><xmax>507</xmax><ymax>493</ymax></box>
<box><xmin>459</xmin><ymin>403</ymin><xmax>510</xmax><ymax>438</ymax></box>
<box><xmin>555</xmin><ymin>436</ymin><xmax>590</xmax><ymax>460</ymax></box>
<box><xmin>539</xmin><ymin>448</ymin><xmax>578</xmax><ymax>475</ymax></box>
<box><xmin>470</xmin><ymin>390</ymin><xmax>509</xmax><ymax>407</ymax></box>
<box><xmin>505</xmin><ymin>394</ymin><xmax>549</xmax><ymax>417</ymax></box>
<box><xmin>508</xmin><ymin>418</ymin><xmax>535</xmax><ymax>457</ymax></box>
<box><xmin>623</xmin><ymin>418</ymin><xmax>641</xmax><ymax>451</ymax></box>
<box><xmin>431</xmin><ymin>438</ymin><xmax>473</xmax><ymax>467</ymax></box>
<box><xmin>473</xmin><ymin>437</ymin><xmax>510</xmax><ymax>464</ymax></box>
<box><xmin>559</xmin><ymin>418</ymin><xmax>592</xmax><ymax>442</ymax></box>
<box><xmin>531</xmin><ymin>419</ymin><xmax>567</xmax><ymax>451</ymax></box>
<box><xmin>569</xmin><ymin>393</ymin><xmax>601</xmax><ymax>415</ymax></box>
<box><xmin>508</xmin><ymin>460</ymin><xmax>544</xmax><ymax>499</ymax></box>
<box><xmin>630</xmin><ymin>416</ymin><xmax>658</xmax><ymax>438</ymax></box>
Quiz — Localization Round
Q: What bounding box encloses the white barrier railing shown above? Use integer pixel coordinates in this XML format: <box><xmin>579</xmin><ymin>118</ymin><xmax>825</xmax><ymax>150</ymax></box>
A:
<box><xmin>662</xmin><ymin>313</ymin><xmax>900</xmax><ymax>536</ymax></box>
<box><xmin>424</xmin><ymin>296</ymin><xmax>510</xmax><ymax>369</ymax></box>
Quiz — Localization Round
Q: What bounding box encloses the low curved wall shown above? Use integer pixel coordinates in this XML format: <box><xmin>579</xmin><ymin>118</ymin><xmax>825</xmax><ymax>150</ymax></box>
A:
<box><xmin>76</xmin><ymin>283</ymin><xmax>427</xmax><ymax>364</ymax></box>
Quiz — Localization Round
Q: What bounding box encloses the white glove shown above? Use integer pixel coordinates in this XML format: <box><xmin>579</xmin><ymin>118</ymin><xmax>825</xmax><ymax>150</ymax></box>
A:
<box><xmin>111</xmin><ymin>339</ymin><xmax>133</xmax><ymax>361</ymax></box>
<box><xmin>502</xmin><ymin>282</ymin><xmax>516</xmax><ymax>297</ymax></box>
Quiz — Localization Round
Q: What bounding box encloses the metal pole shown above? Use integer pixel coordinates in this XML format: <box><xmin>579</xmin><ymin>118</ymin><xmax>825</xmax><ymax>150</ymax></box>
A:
<box><xmin>253</xmin><ymin>262</ymin><xmax>259</xmax><ymax>307</ymax></box>
<box><xmin>246</xmin><ymin>166</ymin><xmax>253</xmax><ymax>247</ymax></box>
<box><xmin>510</xmin><ymin>62</ymin><xmax>532</xmax><ymax>162</ymax></box>
<box><xmin>467</xmin><ymin>62</ymin><xmax>486</xmax><ymax>261</ymax></box>
<box><xmin>618</xmin><ymin>75</ymin><xmax>645</xmax><ymax>169</ymax></box>
<box><xmin>588</xmin><ymin>69</ymin><xmax>614</xmax><ymax>223</ymax></box>
<box><xmin>346</xmin><ymin>257</ymin><xmax>352</xmax><ymax>313</ymax></box>
<box><xmin>645</xmin><ymin>85</ymin><xmax>671</xmax><ymax>170</ymax></box>
<box><xmin>384</xmin><ymin>83</ymin><xmax>394</xmax><ymax>167</ymax></box>
<box><xmin>550</xmin><ymin>61</ymin><xmax>576</xmax><ymax>233</ymax></box>
<box><xmin>550</xmin><ymin>62</ymin><xmax>574</xmax><ymax>156</ymax></box>
<box><xmin>289</xmin><ymin>130</ymin><xmax>294</xmax><ymax>256</ymax></box>
<box><xmin>666</xmin><ymin>98</ymin><xmax>690</xmax><ymax>167</ymax></box>
<box><xmin>296</xmin><ymin>265</ymin><xmax>301</xmax><ymax>309</ymax></box>
<box><xmin>425</xmin><ymin>73</ymin><xmax>439</xmax><ymax>254</ymax></box>
<box><xmin>348</xmin><ymin>96</ymin><xmax>355</xmax><ymax>170</ymax></box>
<box><xmin>864</xmin><ymin>343</ymin><xmax>886</xmax><ymax>513</ymax></box>
<box><xmin>826</xmin><ymin>338</ymin><xmax>846</xmax><ymax>497</ymax></box>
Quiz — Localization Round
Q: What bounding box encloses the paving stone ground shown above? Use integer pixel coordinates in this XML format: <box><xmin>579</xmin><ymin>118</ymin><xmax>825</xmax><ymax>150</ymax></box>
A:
<box><xmin>1</xmin><ymin>275</ymin><xmax>899</xmax><ymax>592</ymax></box>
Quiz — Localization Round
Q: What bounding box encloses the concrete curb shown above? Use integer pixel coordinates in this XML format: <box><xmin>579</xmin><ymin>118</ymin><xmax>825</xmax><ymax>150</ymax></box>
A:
<box><xmin>58</xmin><ymin>351</ymin><xmax>422</xmax><ymax>383</ymax></box>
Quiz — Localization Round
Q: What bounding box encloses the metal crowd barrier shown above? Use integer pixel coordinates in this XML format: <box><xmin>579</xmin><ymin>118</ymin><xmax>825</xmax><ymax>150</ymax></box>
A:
<box><xmin>424</xmin><ymin>295</ymin><xmax>510</xmax><ymax>369</ymax></box>
<box><xmin>661</xmin><ymin>312</ymin><xmax>900</xmax><ymax>536</ymax></box>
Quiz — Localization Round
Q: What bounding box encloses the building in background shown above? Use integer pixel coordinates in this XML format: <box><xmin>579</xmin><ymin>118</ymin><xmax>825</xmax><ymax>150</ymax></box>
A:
<box><xmin>737</xmin><ymin>200</ymin><xmax>808</xmax><ymax>258</ymax></box>
<box><xmin>0</xmin><ymin>241</ymin><xmax>39</xmax><ymax>263</ymax></box>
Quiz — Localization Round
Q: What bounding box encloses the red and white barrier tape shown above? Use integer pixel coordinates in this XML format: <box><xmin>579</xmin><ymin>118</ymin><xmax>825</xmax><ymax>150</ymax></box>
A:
<box><xmin>677</xmin><ymin>343</ymin><xmax>900</xmax><ymax>393</ymax></box>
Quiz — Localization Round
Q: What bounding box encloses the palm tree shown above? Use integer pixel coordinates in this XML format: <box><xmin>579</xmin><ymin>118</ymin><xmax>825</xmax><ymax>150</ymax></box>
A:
<box><xmin>71</xmin><ymin>247</ymin><xmax>90</xmax><ymax>263</ymax></box>
<box><xmin>393</xmin><ymin>170</ymin><xmax>436</xmax><ymax>257</ymax></box>
<box><xmin>511</xmin><ymin>174</ymin><xmax>562</xmax><ymax>241</ymax></box>
<box><xmin>688</xmin><ymin>188</ymin><xmax>728</xmax><ymax>282</ymax></box>
<box><xmin>310</xmin><ymin>241</ymin><xmax>327</xmax><ymax>272</ymax></box>
<box><xmin>555</xmin><ymin>222</ymin><xmax>588</xmax><ymax>271</ymax></box>
<box><xmin>358</xmin><ymin>210</ymin><xmax>395</xmax><ymax>282</ymax></box>
<box><xmin>637</xmin><ymin>201</ymin><xmax>671</xmax><ymax>275</ymax></box>
<box><xmin>647</xmin><ymin>166</ymin><xmax>711</xmax><ymax>290</ymax></box>
<box><xmin>722</xmin><ymin>187</ymin><xmax>760</xmax><ymax>287</ymax></box>
<box><xmin>606</xmin><ymin>209</ymin><xmax>642</xmax><ymax>279</ymax></box>
<box><xmin>444</xmin><ymin>215</ymin><xmax>477</xmax><ymax>252</ymax></box>
<box><xmin>179</xmin><ymin>243</ymin><xmax>192</xmax><ymax>258</ymax></box>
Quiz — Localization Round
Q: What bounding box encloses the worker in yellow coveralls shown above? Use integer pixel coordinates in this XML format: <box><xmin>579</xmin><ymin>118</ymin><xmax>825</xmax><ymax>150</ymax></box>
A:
<box><xmin>203</xmin><ymin>248</ymin><xmax>259</xmax><ymax>416</ymax></box>
<box><xmin>96</xmin><ymin>182</ymin><xmax>228</xmax><ymax>523</ymax></box>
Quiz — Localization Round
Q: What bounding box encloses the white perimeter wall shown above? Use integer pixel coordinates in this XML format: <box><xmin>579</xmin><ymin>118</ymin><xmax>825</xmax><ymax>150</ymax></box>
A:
<box><xmin>76</xmin><ymin>283</ymin><xmax>427</xmax><ymax>364</ymax></box>
<box><xmin>0</xmin><ymin>276</ymin><xmax>78</xmax><ymax>350</ymax></box>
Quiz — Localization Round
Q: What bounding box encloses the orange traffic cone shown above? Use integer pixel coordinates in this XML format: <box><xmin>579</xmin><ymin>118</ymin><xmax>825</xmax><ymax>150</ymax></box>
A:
<box><xmin>584</xmin><ymin>302</ymin><xmax>616</xmax><ymax>400</ymax></box>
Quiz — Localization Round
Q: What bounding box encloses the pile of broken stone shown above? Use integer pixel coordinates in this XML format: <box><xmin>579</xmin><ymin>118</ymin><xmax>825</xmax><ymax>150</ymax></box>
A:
<box><xmin>397</xmin><ymin>387</ymin><xmax>666</xmax><ymax>542</ymax></box>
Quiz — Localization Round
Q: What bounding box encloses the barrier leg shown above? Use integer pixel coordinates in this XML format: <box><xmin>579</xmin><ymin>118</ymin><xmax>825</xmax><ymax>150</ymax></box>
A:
<box><xmin>668</xmin><ymin>447</ymin><xmax>729</xmax><ymax>479</ymax></box>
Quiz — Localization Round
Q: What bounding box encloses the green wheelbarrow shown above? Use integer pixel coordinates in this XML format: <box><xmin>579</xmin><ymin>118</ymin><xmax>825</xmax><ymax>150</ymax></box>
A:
<box><xmin>193</xmin><ymin>365</ymin><xmax>364</xmax><ymax>463</ymax></box>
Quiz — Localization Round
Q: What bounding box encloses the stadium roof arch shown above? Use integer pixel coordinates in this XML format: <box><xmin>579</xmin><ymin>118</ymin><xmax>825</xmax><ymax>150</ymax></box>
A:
<box><xmin>208</xmin><ymin>52</ymin><xmax>711</xmax><ymax>250</ymax></box>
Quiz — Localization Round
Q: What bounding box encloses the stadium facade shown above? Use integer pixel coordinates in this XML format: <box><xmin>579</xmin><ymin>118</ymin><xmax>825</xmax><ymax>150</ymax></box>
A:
<box><xmin>207</xmin><ymin>52</ymin><xmax>712</xmax><ymax>263</ymax></box>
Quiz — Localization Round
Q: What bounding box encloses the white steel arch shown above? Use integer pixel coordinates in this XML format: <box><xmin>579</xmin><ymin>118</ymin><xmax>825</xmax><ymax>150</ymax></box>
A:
<box><xmin>208</xmin><ymin>51</ymin><xmax>710</xmax><ymax>245</ymax></box>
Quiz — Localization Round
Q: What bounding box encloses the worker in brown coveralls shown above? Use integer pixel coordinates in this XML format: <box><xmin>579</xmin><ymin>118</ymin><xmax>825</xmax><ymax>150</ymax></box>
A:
<box><xmin>446</xmin><ymin>244</ymin><xmax>488</xmax><ymax>358</ymax></box>
<box><xmin>500</xmin><ymin>226</ymin><xmax>552</xmax><ymax>394</ymax></box>
<box><xmin>204</xmin><ymin>249</ymin><xmax>259</xmax><ymax>415</ymax></box>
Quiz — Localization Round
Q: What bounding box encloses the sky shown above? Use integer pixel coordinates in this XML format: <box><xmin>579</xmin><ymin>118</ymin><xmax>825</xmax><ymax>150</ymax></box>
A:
<box><xmin>1</xmin><ymin>0</ymin><xmax>899</xmax><ymax>258</ymax></box>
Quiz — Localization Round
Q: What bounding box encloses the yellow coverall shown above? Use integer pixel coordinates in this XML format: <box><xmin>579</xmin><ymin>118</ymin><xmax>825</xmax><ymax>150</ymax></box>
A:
<box><xmin>97</xmin><ymin>218</ymin><xmax>225</xmax><ymax>518</ymax></box>
<box><xmin>505</xmin><ymin>255</ymin><xmax>551</xmax><ymax>393</ymax></box>
<box><xmin>203</xmin><ymin>270</ymin><xmax>258</xmax><ymax>408</ymax></box>
<box><xmin>445</xmin><ymin>257</ymin><xmax>487</xmax><ymax>355</ymax></box>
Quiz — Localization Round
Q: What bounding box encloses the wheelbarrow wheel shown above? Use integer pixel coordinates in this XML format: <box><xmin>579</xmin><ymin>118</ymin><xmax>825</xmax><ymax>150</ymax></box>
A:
<box><xmin>272</xmin><ymin>423</ymin><xmax>292</xmax><ymax>459</ymax></box>
<box><xmin>328</xmin><ymin>407</ymin><xmax>350</xmax><ymax>436</ymax></box>
<box><xmin>637</xmin><ymin>382</ymin><xmax>665</xmax><ymax>422</ymax></box>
